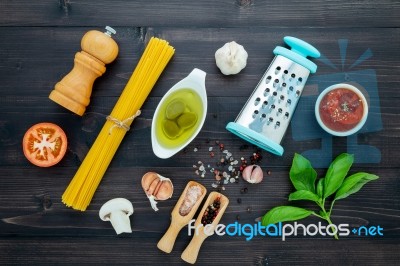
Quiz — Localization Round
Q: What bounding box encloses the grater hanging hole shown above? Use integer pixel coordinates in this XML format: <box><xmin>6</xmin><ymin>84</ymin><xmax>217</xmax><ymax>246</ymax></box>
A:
<box><xmin>254</xmin><ymin>97</ymin><xmax>261</xmax><ymax>106</ymax></box>
<box><xmin>266</xmin><ymin>76</ymin><xmax>272</xmax><ymax>84</ymax></box>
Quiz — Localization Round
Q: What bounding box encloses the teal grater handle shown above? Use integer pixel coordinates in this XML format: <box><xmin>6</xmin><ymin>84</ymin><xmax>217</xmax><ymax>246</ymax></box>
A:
<box><xmin>226</xmin><ymin>122</ymin><xmax>284</xmax><ymax>156</ymax></box>
<box><xmin>273</xmin><ymin>36</ymin><xmax>320</xmax><ymax>73</ymax></box>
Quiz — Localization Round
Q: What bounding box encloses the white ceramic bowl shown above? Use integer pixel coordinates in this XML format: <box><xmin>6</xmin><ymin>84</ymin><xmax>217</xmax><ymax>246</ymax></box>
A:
<box><xmin>151</xmin><ymin>68</ymin><xmax>207</xmax><ymax>159</ymax></box>
<box><xmin>315</xmin><ymin>83</ymin><xmax>368</xmax><ymax>137</ymax></box>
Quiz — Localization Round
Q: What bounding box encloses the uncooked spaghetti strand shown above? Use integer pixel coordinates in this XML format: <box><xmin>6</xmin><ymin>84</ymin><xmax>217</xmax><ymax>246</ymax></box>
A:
<box><xmin>79</xmin><ymin>40</ymin><xmax>174</xmax><ymax>210</ymax></box>
<box><xmin>63</xmin><ymin>38</ymin><xmax>164</xmax><ymax>207</ymax></box>
<box><xmin>62</xmin><ymin>121</ymin><xmax>112</xmax><ymax>205</ymax></box>
<box><xmin>75</xmin><ymin>39</ymin><xmax>173</xmax><ymax>210</ymax></box>
<box><xmin>110</xmin><ymin>37</ymin><xmax>160</xmax><ymax>119</ymax></box>
<box><xmin>63</xmin><ymin>38</ymin><xmax>174</xmax><ymax>210</ymax></box>
<box><xmin>78</xmin><ymin>40</ymin><xmax>167</xmax><ymax>206</ymax></box>
<box><xmin>80</xmin><ymin>41</ymin><xmax>174</xmax><ymax>209</ymax></box>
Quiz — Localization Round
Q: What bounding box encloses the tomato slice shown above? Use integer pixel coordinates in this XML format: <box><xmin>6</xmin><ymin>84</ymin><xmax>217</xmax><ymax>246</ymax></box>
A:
<box><xmin>22</xmin><ymin>122</ymin><xmax>67</xmax><ymax>167</ymax></box>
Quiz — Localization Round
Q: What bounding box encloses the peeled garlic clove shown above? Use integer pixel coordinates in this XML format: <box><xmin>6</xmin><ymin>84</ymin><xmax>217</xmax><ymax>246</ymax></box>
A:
<box><xmin>242</xmin><ymin>165</ymin><xmax>263</xmax><ymax>184</ymax></box>
<box><xmin>141</xmin><ymin>172</ymin><xmax>174</xmax><ymax>211</ymax></box>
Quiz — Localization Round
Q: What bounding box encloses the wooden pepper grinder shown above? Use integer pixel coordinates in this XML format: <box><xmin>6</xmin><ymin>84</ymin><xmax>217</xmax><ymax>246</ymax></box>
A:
<box><xmin>49</xmin><ymin>26</ymin><xmax>119</xmax><ymax>116</ymax></box>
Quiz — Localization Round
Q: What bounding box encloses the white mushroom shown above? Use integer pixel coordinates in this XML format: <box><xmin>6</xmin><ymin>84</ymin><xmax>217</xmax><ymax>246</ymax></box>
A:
<box><xmin>99</xmin><ymin>198</ymin><xmax>134</xmax><ymax>235</ymax></box>
<box><xmin>215</xmin><ymin>41</ymin><xmax>248</xmax><ymax>75</ymax></box>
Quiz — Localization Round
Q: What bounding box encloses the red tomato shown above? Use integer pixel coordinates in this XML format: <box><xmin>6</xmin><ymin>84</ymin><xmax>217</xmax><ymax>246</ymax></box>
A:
<box><xmin>22</xmin><ymin>122</ymin><xmax>67</xmax><ymax>167</ymax></box>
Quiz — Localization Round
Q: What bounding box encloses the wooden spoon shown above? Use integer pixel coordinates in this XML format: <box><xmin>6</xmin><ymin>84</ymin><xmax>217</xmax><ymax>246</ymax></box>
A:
<box><xmin>157</xmin><ymin>181</ymin><xmax>206</xmax><ymax>253</ymax></box>
<box><xmin>181</xmin><ymin>191</ymin><xmax>229</xmax><ymax>264</ymax></box>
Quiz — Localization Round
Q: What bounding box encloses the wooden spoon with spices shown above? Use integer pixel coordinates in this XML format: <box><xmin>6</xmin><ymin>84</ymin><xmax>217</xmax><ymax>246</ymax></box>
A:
<box><xmin>181</xmin><ymin>191</ymin><xmax>229</xmax><ymax>264</ymax></box>
<box><xmin>157</xmin><ymin>181</ymin><xmax>206</xmax><ymax>253</ymax></box>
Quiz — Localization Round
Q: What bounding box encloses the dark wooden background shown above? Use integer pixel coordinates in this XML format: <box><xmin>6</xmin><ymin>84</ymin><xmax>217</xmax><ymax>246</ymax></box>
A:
<box><xmin>1</xmin><ymin>0</ymin><xmax>399</xmax><ymax>265</ymax></box>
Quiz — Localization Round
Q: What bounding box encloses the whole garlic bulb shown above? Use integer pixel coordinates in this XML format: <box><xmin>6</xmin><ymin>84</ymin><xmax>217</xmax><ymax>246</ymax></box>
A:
<box><xmin>141</xmin><ymin>172</ymin><xmax>174</xmax><ymax>211</ymax></box>
<box><xmin>215</xmin><ymin>41</ymin><xmax>248</xmax><ymax>75</ymax></box>
<box><xmin>242</xmin><ymin>165</ymin><xmax>263</xmax><ymax>184</ymax></box>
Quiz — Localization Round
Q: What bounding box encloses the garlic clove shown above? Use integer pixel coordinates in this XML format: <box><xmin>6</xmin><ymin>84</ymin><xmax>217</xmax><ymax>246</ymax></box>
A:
<box><xmin>141</xmin><ymin>172</ymin><xmax>174</xmax><ymax>211</ymax></box>
<box><xmin>141</xmin><ymin>172</ymin><xmax>159</xmax><ymax>196</ymax></box>
<box><xmin>154</xmin><ymin>179</ymin><xmax>174</xmax><ymax>200</ymax></box>
<box><xmin>242</xmin><ymin>165</ymin><xmax>264</xmax><ymax>184</ymax></box>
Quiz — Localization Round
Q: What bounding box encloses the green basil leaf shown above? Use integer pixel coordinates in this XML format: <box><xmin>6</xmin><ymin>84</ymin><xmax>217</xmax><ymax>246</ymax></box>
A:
<box><xmin>289</xmin><ymin>153</ymin><xmax>317</xmax><ymax>193</ymax></box>
<box><xmin>324</xmin><ymin>153</ymin><xmax>354</xmax><ymax>198</ymax></box>
<box><xmin>317</xmin><ymin>178</ymin><xmax>324</xmax><ymax>198</ymax></box>
<box><xmin>335</xmin><ymin>172</ymin><xmax>379</xmax><ymax>200</ymax></box>
<box><xmin>289</xmin><ymin>190</ymin><xmax>320</xmax><ymax>203</ymax></box>
<box><xmin>261</xmin><ymin>206</ymin><xmax>314</xmax><ymax>226</ymax></box>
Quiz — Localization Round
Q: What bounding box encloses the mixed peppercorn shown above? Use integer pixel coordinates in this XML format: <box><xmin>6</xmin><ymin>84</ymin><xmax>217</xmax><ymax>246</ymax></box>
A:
<box><xmin>201</xmin><ymin>197</ymin><xmax>221</xmax><ymax>226</ymax></box>
<box><xmin>189</xmin><ymin>139</ymin><xmax>272</xmax><ymax>221</ymax></box>
<box><xmin>192</xmin><ymin>140</ymin><xmax>264</xmax><ymax>190</ymax></box>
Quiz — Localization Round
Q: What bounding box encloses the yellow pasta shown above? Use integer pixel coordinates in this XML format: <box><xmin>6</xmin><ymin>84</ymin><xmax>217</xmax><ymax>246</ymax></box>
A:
<box><xmin>62</xmin><ymin>37</ymin><xmax>175</xmax><ymax>211</ymax></box>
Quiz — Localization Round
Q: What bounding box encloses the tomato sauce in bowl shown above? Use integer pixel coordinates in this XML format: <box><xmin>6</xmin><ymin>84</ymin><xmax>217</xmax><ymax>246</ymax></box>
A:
<box><xmin>315</xmin><ymin>84</ymin><xmax>368</xmax><ymax>136</ymax></box>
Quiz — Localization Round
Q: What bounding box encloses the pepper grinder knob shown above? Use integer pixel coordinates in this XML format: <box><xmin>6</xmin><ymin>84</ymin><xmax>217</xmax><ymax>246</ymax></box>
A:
<box><xmin>49</xmin><ymin>26</ymin><xmax>119</xmax><ymax>116</ymax></box>
<box><xmin>105</xmin><ymin>26</ymin><xmax>116</xmax><ymax>37</ymax></box>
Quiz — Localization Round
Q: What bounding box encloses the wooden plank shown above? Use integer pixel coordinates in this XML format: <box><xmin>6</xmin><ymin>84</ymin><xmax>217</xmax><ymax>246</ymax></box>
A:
<box><xmin>0</xmin><ymin>167</ymin><xmax>398</xmax><ymax>237</ymax></box>
<box><xmin>0</xmin><ymin>167</ymin><xmax>399</xmax><ymax>265</ymax></box>
<box><xmin>0</xmin><ymin>95</ymin><xmax>399</xmax><ymax>168</ymax></box>
<box><xmin>0</xmin><ymin>238</ymin><xmax>399</xmax><ymax>265</ymax></box>
<box><xmin>0</xmin><ymin>0</ymin><xmax>399</xmax><ymax>28</ymax></box>
<box><xmin>0</xmin><ymin>27</ymin><xmax>399</xmax><ymax>98</ymax></box>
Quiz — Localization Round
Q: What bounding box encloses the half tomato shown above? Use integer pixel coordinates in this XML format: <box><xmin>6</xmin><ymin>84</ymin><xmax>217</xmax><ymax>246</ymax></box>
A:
<box><xmin>22</xmin><ymin>122</ymin><xmax>67</xmax><ymax>167</ymax></box>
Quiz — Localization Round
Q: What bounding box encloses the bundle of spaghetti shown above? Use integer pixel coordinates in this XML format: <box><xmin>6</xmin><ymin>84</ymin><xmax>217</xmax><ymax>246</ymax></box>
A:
<box><xmin>62</xmin><ymin>37</ymin><xmax>175</xmax><ymax>211</ymax></box>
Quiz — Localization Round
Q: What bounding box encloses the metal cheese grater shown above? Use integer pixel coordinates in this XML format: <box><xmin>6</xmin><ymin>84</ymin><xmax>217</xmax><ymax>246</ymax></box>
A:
<box><xmin>226</xmin><ymin>36</ymin><xmax>320</xmax><ymax>156</ymax></box>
